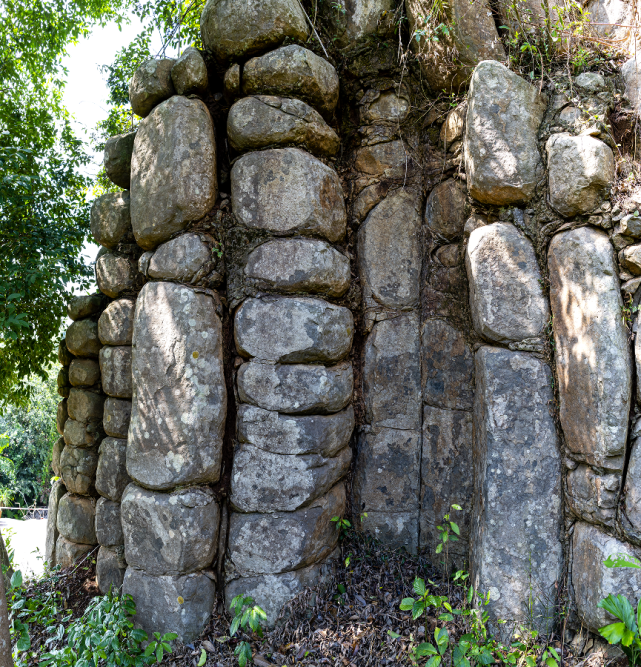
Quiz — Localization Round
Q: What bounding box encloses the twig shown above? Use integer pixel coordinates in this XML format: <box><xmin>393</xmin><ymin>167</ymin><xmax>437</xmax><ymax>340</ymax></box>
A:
<box><xmin>294</xmin><ymin>0</ymin><xmax>329</xmax><ymax>59</ymax></box>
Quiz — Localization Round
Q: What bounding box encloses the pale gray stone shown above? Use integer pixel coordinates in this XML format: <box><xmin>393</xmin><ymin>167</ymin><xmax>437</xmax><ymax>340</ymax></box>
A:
<box><xmin>45</xmin><ymin>480</ymin><xmax>66</xmax><ymax>567</ymax></box>
<box><xmin>465</xmin><ymin>61</ymin><xmax>546</xmax><ymax>205</ymax></box>
<box><xmin>171</xmin><ymin>47</ymin><xmax>208</xmax><ymax>96</ymax></box>
<box><xmin>131</xmin><ymin>96</ymin><xmax>217</xmax><ymax>250</ymax></box>
<box><xmin>237</xmin><ymin>404</ymin><xmax>354</xmax><ymax>457</ymax></box>
<box><xmin>95</xmin><ymin>498</ymin><xmax>124</xmax><ymax>547</ymax></box>
<box><xmin>620</xmin><ymin>213</ymin><xmax>641</xmax><ymax>238</ymax></box>
<box><xmin>129</xmin><ymin>59</ymin><xmax>175</xmax><ymax>118</ymax></box>
<box><xmin>440</xmin><ymin>104</ymin><xmax>467</xmax><ymax>145</ymax></box>
<box><xmin>354</xmin><ymin>140</ymin><xmax>408</xmax><ymax>178</ymax></box>
<box><xmin>68</xmin><ymin>295</ymin><xmax>103</xmax><ymax>321</ymax></box>
<box><xmin>57</xmin><ymin>494</ymin><xmax>97</xmax><ymax>545</ymax></box>
<box><xmin>68</xmin><ymin>359</ymin><xmax>100</xmax><ymax>387</ymax></box>
<box><xmin>96</xmin><ymin>253</ymin><xmax>137</xmax><ymax>298</ymax></box>
<box><xmin>200</xmin><ymin>0</ymin><xmax>308</xmax><ymax>62</ymax></box>
<box><xmin>425</xmin><ymin>179</ymin><xmax>468</xmax><ymax>241</ymax></box>
<box><xmin>363</xmin><ymin>313</ymin><xmax>421</xmax><ymax>430</ymax></box>
<box><xmin>148</xmin><ymin>233</ymin><xmax>211</xmax><ymax>281</ymax></box>
<box><xmin>466</xmin><ymin>223</ymin><xmax>549</xmax><ymax>342</ymax></box>
<box><xmin>242</xmin><ymin>45</ymin><xmax>339</xmax><ymax>116</ymax></box>
<box><xmin>244</xmin><ymin>238</ymin><xmax>350</xmax><ymax>297</ymax></box>
<box><xmin>623</xmin><ymin>438</ymin><xmax>641</xmax><ymax>540</ymax></box>
<box><xmin>67</xmin><ymin>388</ymin><xmax>105</xmax><ymax>423</ymax></box>
<box><xmin>97</xmin><ymin>546</ymin><xmax>127</xmax><ymax>594</ymax></box>
<box><xmin>63</xmin><ymin>419</ymin><xmax>103</xmax><ymax>448</ymax></box>
<box><xmin>66</xmin><ymin>320</ymin><xmax>101</xmax><ymax>358</ymax></box>
<box><xmin>104</xmin><ymin>131</ymin><xmax>135</xmax><ymax>189</ymax></box>
<box><xmin>358</xmin><ymin>189</ymin><xmax>421</xmax><ymax>310</ymax></box>
<box><xmin>238</xmin><ymin>361</ymin><xmax>353</xmax><ymax>415</ymax></box>
<box><xmin>358</xmin><ymin>512</ymin><xmax>418</xmax><ymax>554</ymax></box>
<box><xmin>546</xmin><ymin>133</ymin><xmax>615</xmax><ymax>217</ymax></box>
<box><xmin>575</xmin><ymin>71</ymin><xmax>606</xmax><ymax>92</ymax></box>
<box><xmin>227</xmin><ymin>484</ymin><xmax>344</xmax><ymax>577</ymax></box>
<box><xmin>235</xmin><ymin>296</ymin><xmax>353</xmax><ymax>364</ymax></box>
<box><xmin>90</xmin><ymin>192</ymin><xmax>131</xmax><ymax>249</ymax></box>
<box><xmin>123</xmin><ymin>568</ymin><xmax>215</xmax><ymax>643</ymax></box>
<box><xmin>471</xmin><ymin>347</ymin><xmax>562</xmax><ymax>631</ymax></box>
<box><xmin>129</xmin><ymin>282</ymin><xmax>226</xmax><ymax>490</ymax></box>
<box><xmin>122</xmin><ymin>484</ymin><xmax>219</xmax><ymax>575</ymax></box>
<box><xmin>99</xmin><ymin>346</ymin><xmax>132</xmax><ymax>399</ymax></box>
<box><xmin>231</xmin><ymin>148</ymin><xmax>346</xmax><ymax>243</ymax></box>
<box><xmin>138</xmin><ymin>251</ymin><xmax>153</xmax><ymax>276</ymax></box>
<box><xmin>56</xmin><ymin>400</ymin><xmax>68</xmax><ymax>436</ymax></box>
<box><xmin>620</xmin><ymin>244</ymin><xmax>641</xmax><ymax>275</ymax></box>
<box><xmin>96</xmin><ymin>437</ymin><xmax>131</xmax><ymax>502</ymax></box>
<box><xmin>566</xmin><ymin>464</ymin><xmax>619</xmax><ymax>526</ymax></box>
<box><xmin>623</xmin><ymin>56</ymin><xmax>641</xmax><ymax>112</ymax></box>
<box><xmin>362</xmin><ymin>91</ymin><xmax>410</xmax><ymax>124</ymax></box>
<box><xmin>227</xmin><ymin>96</ymin><xmax>339</xmax><ymax>157</ymax></box>
<box><xmin>230</xmin><ymin>444</ymin><xmax>350</xmax><ymax>513</ymax></box>
<box><xmin>325</xmin><ymin>0</ymin><xmax>394</xmax><ymax>45</ymax></box>
<box><xmin>103</xmin><ymin>399</ymin><xmax>131</xmax><ymax>439</ymax></box>
<box><xmin>549</xmin><ymin>227</ymin><xmax>631</xmax><ymax>470</ymax></box>
<box><xmin>98</xmin><ymin>298</ymin><xmax>135</xmax><ymax>346</ymax></box>
<box><xmin>60</xmin><ymin>445</ymin><xmax>99</xmax><ymax>496</ymax></box>
<box><xmin>55</xmin><ymin>537</ymin><xmax>93</xmax><ymax>570</ymax></box>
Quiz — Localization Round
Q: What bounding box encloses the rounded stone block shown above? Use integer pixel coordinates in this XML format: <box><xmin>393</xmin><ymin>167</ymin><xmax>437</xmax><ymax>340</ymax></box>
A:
<box><xmin>63</xmin><ymin>418</ymin><xmax>103</xmax><ymax>448</ymax></box>
<box><xmin>122</xmin><ymin>484</ymin><xmax>219</xmax><ymax>576</ymax></box>
<box><xmin>237</xmin><ymin>361</ymin><xmax>353</xmax><ymax>415</ymax></box>
<box><xmin>52</xmin><ymin>437</ymin><xmax>64</xmax><ymax>476</ymax></box>
<box><xmin>129</xmin><ymin>58</ymin><xmax>176</xmax><ymax>118</ymax></box>
<box><xmin>96</xmin><ymin>253</ymin><xmax>137</xmax><ymax>298</ymax></box>
<box><xmin>90</xmin><ymin>191</ymin><xmax>131</xmax><ymax>249</ymax></box>
<box><xmin>57</xmin><ymin>493</ymin><xmax>97</xmax><ymax>545</ymax></box>
<box><xmin>67</xmin><ymin>388</ymin><xmax>105</xmax><ymax>423</ymax></box>
<box><xmin>99</xmin><ymin>346</ymin><xmax>132</xmax><ymax>399</ymax></box>
<box><xmin>171</xmin><ymin>47</ymin><xmax>208</xmax><ymax>96</ymax></box>
<box><xmin>55</xmin><ymin>536</ymin><xmax>93</xmax><ymax>570</ymax></box>
<box><xmin>56</xmin><ymin>399</ymin><xmax>68</xmax><ymax>436</ymax></box>
<box><xmin>103</xmin><ymin>398</ymin><xmax>131</xmax><ymax>439</ymax></box>
<box><xmin>96</xmin><ymin>437</ymin><xmax>131</xmax><ymax>502</ymax></box>
<box><xmin>68</xmin><ymin>295</ymin><xmax>103</xmax><ymax>321</ymax></box>
<box><xmin>354</xmin><ymin>140</ymin><xmax>408</xmax><ymax>179</ymax></box>
<box><xmin>104</xmin><ymin>131</ymin><xmax>136</xmax><ymax>190</ymax></box>
<box><xmin>235</xmin><ymin>296</ymin><xmax>353</xmax><ymax>363</ymax></box>
<box><xmin>131</xmin><ymin>96</ymin><xmax>217</xmax><ymax>250</ymax></box>
<box><xmin>95</xmin><ymin>497</ymin><xmax>124</xmax><ymax>547</ymax></box>
<box><xmin>97</xmin><ymin>546</ymin><xmax>127</xmax><ymax>594</ymax></box>
<box><xmin>147</xmin><ymin>233</ymin><xmax>211</xmax><ymax>282</ymax></box>
<box><xmin>244</xmin><ymin>238</ymin><xmax>350</xmax><ymax>296</ymax></box>
<box><xmin>66</xmin><ymin>320</ymin><xmax>101</xmax><ymax>358</ymax></box>
<box><xmin>425</xmin><ymin>179</ymin><xmax>468</xmax><ymax>241</ymax></box>
<box><xmin>98</xmin><ymin>298</ymin><xmax>135</xmax><ymax>346</ymax></box>
<box><xmin>566</xmin><ymin>464</ymin><xmax>618</xmax><ymax>526</ymax></box>
<box><xmin>58</xmin><ymin>338</ymin><xmax>74</xmax><ymax>366</ymax></box>
<box><xmin>231</xmin><ymin>147</ymin><xmax>346</xmax><ymax>243</ymax></box>
<box><xmin>60</xmin><ymin>445</ymin><xmax>99</xmax><ymax>496</ymax></box>
<box><xmin>69</xmin><ymin>358</ymin><xmax>100</xmax><ymax>387</ymax></box>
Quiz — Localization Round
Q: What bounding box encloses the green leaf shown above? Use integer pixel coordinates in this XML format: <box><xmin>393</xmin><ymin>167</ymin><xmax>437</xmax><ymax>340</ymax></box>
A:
<box><xmin>197</xmin><ymin>648</ymin><xmax>206</xmax><ymax>666</ymax></box>
<box><xmin>416</xmin><ymin>643</ymin><xmax>438</xmax><ymax>657</ymax></box>
<box><xmin>598</xmin><ymin>594</ymin><xmax>637</xmax><ymax>631</ymax></box>
<box><xmin>230</xmin><ymin>616</ymin><xmax>241</xmax><ymax>637</ymax></box>
<box><xmin>413</xmin><ymin>578</ymin><xmax>426</xmax><ymax>596</ymax></box>
<box><xmin>412</xmin><ymin>600</ymin><xmax>425</xmax><ymax>620</ymax></box>
<box><xmin>435</xmin><ymin>543</ymin><xmax>443</xmax><ymax>554</ymax></box>
<box><xmin>387</xmin><ymin>630</ymin><xmax>401</xmax><ymax>639</ymax></box>
<box><xmin>604</xmin><ymin>554</ymin><xmax>641</xmax><ymax>569</ymax></box>
<box><xmin>400</xmin><ymin>598</ymin><xmax>415</xmax><ymax>611</ymax></box>
<box><xmin>426</xmin><ymin>656</ymin><xmax>442</xmax><ymax>667</ymax></box>
<box><xmin>450</xmin><ymin>522</ymin><xmax>460</xmax><ymax>536</ymax></box>
<box><xmin>10</xmin><ymin>570</ymin><xmax>22</xmax><ymax>590</ymax></box>
<box><xmin>600</xmin><ymin>622</ymin><xmax>626</xmax><ymax>645</ymax></box>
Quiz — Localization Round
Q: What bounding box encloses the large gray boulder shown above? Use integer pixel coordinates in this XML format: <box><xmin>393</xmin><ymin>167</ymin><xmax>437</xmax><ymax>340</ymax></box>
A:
<box><xmin>237</xmin><ymin>404</ymin><xmax>354</xmax><ymax>457</ymax></box>
<box><xmin>90</xmin><ymin>192</ymin><xmax>131</xmax><ymax>249</ymax></box>
<box><xmin>104</xmin><ymin>131</ymin><xmax>135</xmax><ymax>189</ymax></box>
<box><xmin>66</xmin><ymin>320</ymin><xmax>101</xmax><ymax>358</ymax></box>
<box><xmin>566</xmin><ymin>464</ymin><xmax>618</xmax><ymax>526</ymax></box>
<box><xmin>230</xmin><ymin>444</ymin><xmax>350</xmax><ymax>512</ymax></box>
<box><xmin>471</xmin><ymin>347</ymin><xmax>562</xmax><ymax>631</ymax></box>
<box><xmin>235</xmin><ymin>296</ymin><xmax>353</xmax><ymax>363</ymax></box>
<box><xmin>68</xmin><ymin>294</ymin><xmax>103</xmax><ymax>321</ymax></box>
<box><xmin>60</xmin><ymin>445</ymin><xmax>99</xmax><ymax>496</ymax></box>
<box><xmin>55</xmin><ymin>537</ymin><xmax>93</xmax><ymax>570</ymax></box>
<box><xmin>128</xmin><ymin>282</ymin><xmax>226</xmax><ymax>490</ymax></box>
<box><xmin>122</xmin><ymin>484</ymin><xmax>219</xmax><ymax>575</ymax></box>
<box><xmin>421</xmin><ymin>319</ymin><xmax>474</xmax><ymax>410</ymax></box>
<box><xmin>57</xmin><ymin>494</ymin><xmax>97</xmax><ymax>545</ymax></box>
<box><xmin>96</xmin><ymin>253</ymin><xmax>137</xmax><ymax>298</ymax></box>
<box><xmin>68</xmin><ymin>359</ymin><xmax>100</xmax><ymax>387</ymax></box>
<box><xmin>147</xmin><ymin>233</ymin><xmax>211</xmax><ymax>282</ymax></box>
<box><xmin>425</xmin><ymin>179</ymin><xmax>468</xmax><ymax>241</ymax></box>
<box><xmin>238</xmin><ymin>361</ymin><xmax>353</xmax><ymax>414</ymax></box>
<box><xmin>45</xmin><ymin>480</ymin><xmax>66</xmax><ymax>567</ymax></box>
<box><xmin>171</xmin><ymin>47</ymin><xmax>208</xmax><ymax>96</ymax></box>
<box><xmin>228</xmin><ymin>484</ymin><xmax>344</xmax><ymax>577</ymax></box>
<box><xmin>98</xmin><ymin>298</ymin><xmax>135</xmax><ymax>346</ymax></box>
<box><xmin>242</xmin><ymin>45</ymin><xmax>339</xmax><ymax>116</ymax></box>
<box><xmin>130</xmin><ymin>96</ymin><xmax>217</xmax><ymax>250</ymax></box>
<box><xmin>99</xmin><ymin>346</ymin><xmax>132</xmax><ymax>399</ymax></box>
<box><xmin>466</xmin><ymin>223</ymin><xmax>549</xmax><ymax>342</ymax></box>
<box><xmin>465</xmin><ymin>61</ymin><xmax>546</xmax><ymax>205</ymax></box>
<box><xmin>129</xmin><ymin>59</ymin><xmax>175</xmax><ymax>118</ymax></box>
<box><xmin>548</xmin><ymin>227</ymin><xmax>631</xmax><ymax>470</ymax></box>
<box><xmin>358</xmin><ymin>189</ymin><xmax>421</xmax><ymax>311</ymax></box>
<box><xmin>67</xmin><ymin>388</ymin><xmax>104</xmax><ymax>423</ymax></box>
<box><xmin>97</xmin><ymin>546</ymin><xmax>127</xmax><ymax>594</ymax></box>
<box><xmin>363</xmin><ymin>313</ymin><xmax>421</xmax><ymax>430</ymax></box>
<box><xmin>103</xmin><ymin>399</ymin><xmax>131</xmax><ymax>439</ymax></box>
<box><xmin>546</xmin><ymin>134</ymin><xmax>615</xmax><ymax>217</ymax></box>
<box><xmin>244</xmin><ymin>238</ymin><xmax>350</xmax><ymax>297</ymax></box>
<box><xmin>200</xmin><ymin>0</ymin><xmax>308</xmax><ymax>62</ymax></box>
<box><xmin>96</xmin><ymin>437</ymin><xmax>131</xmax><ymax>502</ymax></box>
<box><xmin>228</xmin><ymin>96</ymin><xmax>340</xmax><ymax>156</ymax></box>
<box><xmin>123</xmin><ymin>568</ymin><xmax>215</xmax><ymax>643</ymax></box>
<box><xmin>95</xmin><ymin>498</ymin><xmax>124</xmax><ymax>547</ymax></box>
<box><xmin>231</xmin><ymin>148</ymin><xmax>346</xmax><ymax>242</ymax></box>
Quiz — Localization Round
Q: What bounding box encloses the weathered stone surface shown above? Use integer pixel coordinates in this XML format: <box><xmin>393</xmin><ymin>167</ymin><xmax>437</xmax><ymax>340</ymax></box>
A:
<box><xmin>57</xmin><ymin>494</ymin><xmax>97</xmax><ymax>545</ymax></box>
<box><xmin>440</xmin><ymin>104</ymin><xmax>467</xmax><ymax>145</ymax></box>
<box><xmin>353</xmin><ymin>428</ymin><xmax>420</xmax><ymax>515</ymax></box>
<box><xmin>228</xmin><ymin>484</ymin><xmax>344</xmax><ymax>577</ymax></box>
<box><xmin>466</xmin><ymin>223</ymin><xmax>549</xmax><ymax>342</ymax></box>
<box><xmin>66</xmin><ymin>320</ymin><xmax>101</xmax><ymax>358</ymax></box>
<box><xmin>231</xmin><ymin>444</ymin><xmax>350</xmax><ymax>513</ymax></box>
<box><xmin>358</xmin><ymin>512</ymin><xmax>418</xmax><ymax>553</ymax></box>
<box><xmin>421</xmin><ymin>319</ymin><xmax>474</xmax><ymax>410</ymax></box>
<box><xmin>465</xmin><ymin>61</ymin><xmax>546</xmax><ymax>205</ymax></box>
<box><xmin>96</xmin><ymin>253</ymin><xmax>137</xmax><ymax>298</ymax></box>
<box><xmin>237</xmin><ymin>404</ymin><xmax>354</xmax><ymax>457</ymax></box>
<box><xmin>96</xmin><ymin>438</ymin><xmax>131</xmax><ymax>502</ymax></box>
<box><xmin>122</xmin><ymin>484</ymin><xmax>219</xmax><ymax>575</ymax></box>
<box><xmin>235</xmin><ymin>296</ymin><xmax>353</xmax><ymax>364</ymax></box>
<box><xmin>225</xmin><ymin>561</ymin><xmax>332</xmax><ymax>628</ymax></box>
<box><xmin>326</xmin><ymin>0</ymin><xmax>395</xmax><ymax>45</ymax></box>
<box><xmin>97</xmin><ymin>546</ymin><xmax>127</xmax><ymax>594</ymax></box>
<box><xmin>95</xmin><ymin>498</ymin><xmax>124</xmax><ymax>547</ymax></box>
<box><xmin>104</xmin><ymin>131</ymin><xmax>135</xmax><ymax>189</ymax></box>
<box><xmin>200</xmin><ymin>0</ymin><xmax>308</xmax><ymax>62</ymax></box>
<box><xmin>245</xmin><ymin>238</ymin><xmax>350</xmax><ymax>297</ymax></box>
<box><xmin>171</xmin><ymin>47</ymin><xmax>207</xmax><ymax>96</ymax></box>
<box><xmin>425</xmin><ymin>179</ymin><xmax>468</xmax><ymax>241</ymax></box>
<box><xmin>57</xmin><ymin>367</ymin><xmax>70</xmax><ymax>394</ymax></box>
<box><xmin>621</xmin><ymin>213</ymin><xmax>641</xmax><ymax>238</ymax></box>
<box><xmin>55</xmin><ymin>537</ymin><xmax>93</xmax><ymax>569</ymax></box>
<box><xmin>69</xmin><ymin>358</ymin><xmax>100</xmax><ymax>387</ymax></box>
<box><xmin>58</xmin><ymin>338</ymin><xmax>74</xmax><ymax>366</ymax></box>
<box><xmin>103</xmin><ymin>399</ymin><xmax>131</xmax><ymax>439</ymax></box>
<box><xmin>228</xmin><ymin>96</ymin><xmax>339</xmax><ymax>156</ymax></box>
<box><xmin>129</xmin><ymin>282</ymin><xmax>226</xmax><ymax>490</ymax></box>
<box><xmin>68</xmin><ymin>295</ymin><xmax>103</xmax><ymax>321</ymax></box>
<box><xmin>354</xmin><ymin>140</ymin><xmax>408</xmax><ymax>178</ymax></box>
<box><xmin>421</xmin><ymin>407</ymin><xmax>473</xmax><ymax>562</ymax></box>
<box><xmin>99</xmin><ymin>346</ymin><xmax>132</xmax><ymax>399</ymax></box>
<box><xmin>52</xmin><ymin>437</ymin><xmax>64</xmax><ymax>475</ymax></box>
<box><xmin>358</xmin><ymin>189</ymin><xmax>421</xmax><ymax>310</ymax></box>
<box><xmin>238</xmin><ymin>361</ymin><xmax>353</xmax><ymax>415</ymax></box>
<box><xmin>231</xmin><ymin>148</ymin><xmax>346</xmax><ymax>242</ymax></box>
<box><xmin>623</xmin><ymin>438</ymin><xmax>641</xmax><ymax>540</ymax></box>
<box><xmin>361</xmin><ymin>91</ymin><xmax>410</xmax><ymax>124</ymax></box>
<box><xmin>63</xmin><ymin>418</ymin><xmax>103</xmax><ymax>448</ymax></box>
<box><xmin>363</xmin><ymin>313</ymin><xmax>421</xmax><ymax>430</ymax></box>
<box><xmin>546</xmin><ymin>134</ymin><xmax>615</xmax><ymax>217</ymax></box>
<box><xmin>56</xmin><ymin>399</ymin><xmax>68</xmax><ymax>436</ymax></box>
<box><xmin>471</xmin><ymin>347</ymin><xmax>562</xmax><ymax>630</ymax></box>
<box><xmin>131</xmin><ymin>96</ymin><xmax>217</xmax><ymax>250</ymax></box>
<box><xmin>129</xmin><ymin>59</ymin><xmax>175</xmax><ymax>118</ymax></box>
<box><xmin>68</xmin><ymin>388</ymin><xmax>105</xmax><ymax>423</ymax></box>
<box><xmin>548</xmin><ymin>227</ymin><xmax>631</xmax><ymax>470</ymax></box>
<box><xmin>90</xmin><ymin>192</ymin><xmax>131</xmax><ymax>249</ymax></box>
<box><xmin>588</xmin><ymin>0</ymin><xmax>636</xmax><ymax>61</ymax></box>
<box><xmin>575</xmin><ymin>71</ymin><xmax>606</xmax><ymax>92</ymax></box>
<box><xmin>572</xmin><ymin>522</ymin><xmax>641</xmax><ymax>631</ymax></box>
<box><xmin>242</xmin><ymin>45</ymin><xmax>339</xmax><ymax>116</ymax></box>
<box><xmin>620</xmin><ymin>244</ymin><xmax>641</xmax><ymax>275</ymax></box>
<box><xmin>148</xmin><ymin>233</ymin><xmax>211</xmax><ymax>281</ymax></box>
<box><xmin>60</xmin><ymin>445</ymin><xmax>99</xmax><ymax>496</ymax></box>
<box><xmin>45</xmin><ymin>480</ymin><xmax>66</xmax><ymax>566</ymax></box>
<box><xmin>224</xmin><ymin>63</ymin><xmax>240</xmax><ymax>100</ymax></box>
<box><xmin>623</xmin><ymin>57</ymin><xmax>641</xmax><ymax>112</ymax></box>
<box><xmin>566</xmin><ymin>464</ymin><xmax>618</xmax><ymax>526</ymax></box>
<box><xmin>123</xmin><ymin>568</ymin><xmax>215</xmax><ymax>643</ymax></box>
<box><xmin>98</xmin><ymin>298</ymin><xmax>135</xmax><ymax>346</ymax></box>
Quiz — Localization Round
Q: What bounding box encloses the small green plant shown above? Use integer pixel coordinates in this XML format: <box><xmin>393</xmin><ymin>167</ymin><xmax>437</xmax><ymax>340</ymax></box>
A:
<box><xmin>436</xmin><ymin>504</ymin><xmax>461</xmax><ymax>555</ymax></box>
<box><xmin>330</xmin><ymin>515</ymin><xmax>351</xmax><ymax>535</ymax></box>
<box><xmin>400</xmin><ymin>578</ymin><xmax>448</xmax><ymax>623</ymax></box>
<box><xmin>229</xmin><ymin>594</ymin><xmax>267</xmax><ymax>667</ymax></box>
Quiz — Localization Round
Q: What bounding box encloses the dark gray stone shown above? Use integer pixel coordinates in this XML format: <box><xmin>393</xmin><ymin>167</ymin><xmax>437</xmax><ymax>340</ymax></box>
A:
<box><xmin>97</xmin><ymin>546</ymin><xmax>127</xmax><ymax>594</ymax></box>
<box><xmin>148</xmin><ymin>233</ymin><xmax>211</xmax><ymax>282</ymax></box>
<box><xmin>67</xmin><ymin>388</ymin><xmax>105</xmax><ymax>423</ymax></box>
<box><xmin>66</xmin><ymin>320</ymin><xmax>101</xmax><ymax>358</ymax></box>
<box><xmin>55</xmin><ymin>537</ymin><xmax>93</xmax><ymax>569</ymax></box>
<box><xmin>104</xmin><ymin>131</ymin><xmax>136</xmax><ymax>189</ymax></box>
<box><xmin>60</xmin><ymin>445</ymin><xmax>99</xmax><ymax>496</ymax></box>
<box><xmin>96</xmin><ymin>438</ymin><xmax>131</xmax><ymax>502</ymax></box>
<box><xmin>358</xmin><ymin>511</ymin><xmax>418</xmax><ymax>554</ymax></box>
<box><xmin>566</xmin><ymin>464</ymin><xmax>618</xmax><ymax>526</ymax></box>
<box><xmin>69</xmin><ymin>359</ymin><xmax>100</xmax><ymax>387</ymax></box>
<box><xmin>623</xmin><ymin>438</ymin><xmax>641</xmax><ymax>540</ymax></box>
<box><xmin>171</xmin><ymin>47</ymin><xmax>208</xmax><ymax>96</ymax></box>
<box><xmin>58</xmin><ymin>338</ymin><xmax>74</xmax><ymax>366</ymax></box>
<box><xmin>56</xmin><ymin>399</ymin><xmax>68</xmax><ymax>436</ymax></box>
<box><xmin>95</xmin><ymin>498</ymin><xmax>124</xmax><ymax>547</ymax></box>
<box><xmin>103</xmin><ymin>399</ymin><xmax>131</xmax><ymax>439</ymax></box>
<box><xmin>90</xmin><ymin>192</ymin><xmax>131</xmax><ymax>249</ymax></box>
<box><xmin>68</xmin><ymin>295</ymin><xmax>103</xmax><ymax>321</ymax></box>
<box><xmin>96</xmin><ymin>253</ymin><xmax>137</xmax><ymax>298</ymax></box>
<box><xmin>99</xmin><ymin>346</ymin><xmax>132</xmax><ymax>399</ymax></box>
<box><xmin>354</xmin><ymin>140</ymin><xmax>408</xmax><ymax>179</ymax></box>
<box><xmin>98</xmin><ymin>298</ymin><xmax>136</xmax><ymax>346</ymax></box>
<box><xmin>425</xmin><ymin>179</ymin><xmax>468</xmax><ymax>241</ymax></box>
<box><xmin>63</xmin><ymin>418</ymin><xmax>103</xmax><ymax>448</ymax></box>
<box><xmin>52</xmin><ymin>437</ymin><xmax>64</xmax><ymax>476</ymax></box>
<box><xmin>129</xmin><ymin>59</ymin><xmax>176</xmax><ymax>118</ymax></box>
<box><xmin>57</xmin><ymin>493</ymin><xmax>97</xmax><ymax>545</ymax></box>
<box><xmin>45</xmin><ymin>480</ymin><xmax>66</xmax><ymax>566</ymax></box>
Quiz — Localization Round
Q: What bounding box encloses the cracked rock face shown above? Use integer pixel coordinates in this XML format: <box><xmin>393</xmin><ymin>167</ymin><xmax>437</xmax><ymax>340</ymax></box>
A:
<box><xmin>425</xmin><ymin>179</ymin><xmax>468</xmax><ymax>241</ymax></box>
<box><xmin>96</xmin><ymin>253</ymin><xmax>137</xmax><ymax>298</ymax></box>
<box><xmin>56</xmin><ymin>537</ymin><xmax>93</xmax><ymax>569</ymax></box>
<box><xmin>97</xmin><ymin>546</ymin><xmax>127</xmax><ymax>594</ymax></box>
<box><xmin>623</xmin><ymin>438</ymin><xmax>641</xmax><ymax>540</ymax></box>
<box><xmin>69</xmin><ymin>359</ymin><xmax>100</xmax><ymax>387</ymax></box>
<box><xmin>45</xmin><ymin>481</ymin><xmax>66</xmax><ymax>566</ymax></box>
<box><xmin>57</xmin><ymin>494</ymin><xmax>97</xmax><ymax>545</ymax></box>
<box><xmin>67</xmin><ymin>388</ymin><xmax>104</xmax><ymax>423</ymax></box>
<box><xmin>90</xmin><ymin>192</ymin><xmax>131</xmax><ymax>250</ymax></box>
<box><xmin>63</xmin><ymin>418</ymin><xmax>102</xmax><ymax>448</ymax></box>
<box><xmin>147</xmin><ymin>233</ymin><xmax>211</xmax><ymax>282</ymax></box>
